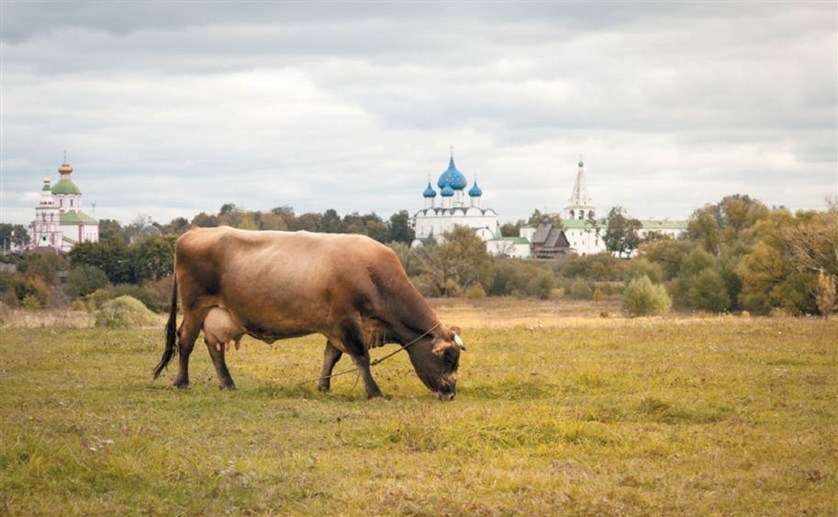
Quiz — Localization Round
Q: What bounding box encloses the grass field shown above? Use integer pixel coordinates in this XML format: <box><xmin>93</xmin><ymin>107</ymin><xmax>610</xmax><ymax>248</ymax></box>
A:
<box><xmin>1</xmin><ymin>300</ymin><xmax>835</xmax><ymax>515</ymax></box>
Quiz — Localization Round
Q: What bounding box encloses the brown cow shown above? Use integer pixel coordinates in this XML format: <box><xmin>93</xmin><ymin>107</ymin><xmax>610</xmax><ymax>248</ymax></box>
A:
<box><xmin>153</xmin><ymin>226</ymin><xmax>465</xmax><ymax>400</ymax></box>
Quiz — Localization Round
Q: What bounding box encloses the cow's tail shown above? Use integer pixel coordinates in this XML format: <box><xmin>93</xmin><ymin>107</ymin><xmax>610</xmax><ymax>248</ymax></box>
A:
<box><xmin>153</xmin><ymin>274</ymin><xmax>179</xmax><ymax>379</ymax></box>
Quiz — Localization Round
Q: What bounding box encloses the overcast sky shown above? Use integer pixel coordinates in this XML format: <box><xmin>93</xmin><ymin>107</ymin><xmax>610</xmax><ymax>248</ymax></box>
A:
<box><xmin>1</xmin><ymin>1</ymin><xmax>836</xmax><ymax>227</ymax></box>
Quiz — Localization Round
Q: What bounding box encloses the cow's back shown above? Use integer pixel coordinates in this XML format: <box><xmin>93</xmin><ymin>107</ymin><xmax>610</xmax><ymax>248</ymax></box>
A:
<box><xmin>174</xmin><ymin>227</ymin><xmax>418</xmax><ymax>339</ymax></box>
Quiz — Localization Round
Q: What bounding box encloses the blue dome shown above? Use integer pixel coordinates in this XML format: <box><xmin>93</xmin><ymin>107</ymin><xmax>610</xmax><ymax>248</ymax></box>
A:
<box><xmin>437</xmin><ymin>155</ymin><xmax>468</xmax><ymax>191</ymax></box>
<box><xmin>440</xmin><ymin>184</ymin><xmax>454</xmax><ymax>197</ymax></box>
<box><xmin>468</xmin><ymin>180</ymin><xmax>483</xmax><ymax>197</ymax></box>
<box><xmin>423</xmin><ymin>181</ymin><xmax>437</xmax><ymax>198</ymax></box>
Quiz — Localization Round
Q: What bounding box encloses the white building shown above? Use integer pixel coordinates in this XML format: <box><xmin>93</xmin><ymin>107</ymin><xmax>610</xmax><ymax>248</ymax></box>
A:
<box><xmin>560</xmin><ymin>159</ymin><xmax>686</xmax><ymax>255</ymax></box>
<box><xmin>411</xmin><ymin>152</ymin><xmax>500</xmax><ymax>247</ymax></box>
<box><xmin>29</xmin><ymin>158</ymin><xmax>99</xmax><ymax>252</ymax></box>
<box><xmin>410</xmin><ymin>154</ymin><xmax>685</xmax><ymax>258</ymax></box>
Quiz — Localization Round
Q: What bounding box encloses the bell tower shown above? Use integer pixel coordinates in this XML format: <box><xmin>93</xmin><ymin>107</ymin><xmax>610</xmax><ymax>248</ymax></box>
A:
<box><xmin>564</xmin><ymin>157</ymin><xmax>595</xmax><ymax>221</ymax></box>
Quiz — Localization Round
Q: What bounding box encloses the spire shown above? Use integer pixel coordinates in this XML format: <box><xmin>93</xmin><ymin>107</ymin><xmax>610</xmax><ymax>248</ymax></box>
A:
<box><xmin>568</xmin><ymin>157</ymin><xmax>592</xmax><ymax>207</ymax></box>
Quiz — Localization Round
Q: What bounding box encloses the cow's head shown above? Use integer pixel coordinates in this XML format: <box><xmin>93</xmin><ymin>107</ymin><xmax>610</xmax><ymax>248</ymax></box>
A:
<box><xmin>409</xmin><ymin>326</ymin><xmax>466</xmax><ymax>401</ymax></box>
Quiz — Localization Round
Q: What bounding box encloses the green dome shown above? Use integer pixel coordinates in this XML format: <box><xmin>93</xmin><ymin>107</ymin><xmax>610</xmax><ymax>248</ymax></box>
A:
<box><xmin>52</xmin><ymin>179</ymin><xmax>82</xmax><ymax>195</ymax></box>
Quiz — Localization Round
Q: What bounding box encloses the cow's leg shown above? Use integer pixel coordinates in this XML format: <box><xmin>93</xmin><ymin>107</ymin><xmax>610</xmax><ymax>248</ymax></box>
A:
<box><xmin>174</xmin><ymin>312</ymin><xmax>203</xmax><ymax>388</ymax></box>
<box><xmin>205</xmin><ymin>338</ymin><xmax>236</xmax><ymax>389</ymax></box>
<box><xmin>341</xmin><ymin>328</ymin><xmax>384</xmax><ymax>398</ymax></box>
<box><xmin>317</xmin><ymin>340</ymin><xmax>343</xmax><ymax>392</ymax></box>
<box><xmin>348</xmin><ymin>350</ymin><xmax>384</xmax><ymax>399</ymax></box>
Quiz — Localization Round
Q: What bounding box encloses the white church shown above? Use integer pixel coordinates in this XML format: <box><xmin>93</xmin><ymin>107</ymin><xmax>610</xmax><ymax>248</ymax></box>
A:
<box><xmin>411</xmin><ymin>152</ymin><xmax>501</xmax><ymax>245</ymax></box>
<box><xmin>29</xmin><ymin>157</ymin><xmax>99</xmax><ymax>252</ymax></box>
<box><xmin>411</xmin><ymin>153</ymin><xmax>685</xmax><ymax>258</ymax></box>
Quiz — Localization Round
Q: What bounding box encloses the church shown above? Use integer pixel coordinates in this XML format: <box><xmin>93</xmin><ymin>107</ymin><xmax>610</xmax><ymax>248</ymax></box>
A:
<box><xmin>411</xmin><ymin>152</ymin><xmax>685</xmax><ymax>258</ymax></box>
<box><xmin>29</xmin><ymin>157</ymin><xmax>99</xmax><ymax>252</ymax></box>
<box><xmin>410</xmin><ymin>151</ymin><xmax>500</xmax><ymax>246</ymax></box>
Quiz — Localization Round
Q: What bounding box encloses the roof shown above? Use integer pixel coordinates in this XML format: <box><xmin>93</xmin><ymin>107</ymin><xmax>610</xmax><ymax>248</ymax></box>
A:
<box><xmin>488</xmin><ymin>236</ymin><xmax>530</xmax><ymax>245</ymax></box>
<box><xmin>437</xmin><ymin>155</ymin><xmax>467</xmax><ymax>191</ymax></box>
<box><xmin>531</xmin><ymin>223</ymin><xmax>552</xmax><ymax>243</ymax></box>
<box><xmin>563</xmin><ymin>218</ymin><xmax>607</xmax><ymax>229</ymax></box>
<box><xmin>531</xmin><ymin>223</ymin><xmax>570</xmax><ymax>249</ymax></box>
<box><xmin>60</xmin><ymin>211</ymin><xmax>98</xmax><ymax>224</ymax></box>
<box><xmin>52</xmin><ymin>179</ymin><xmax>82</xmax><ymax>195</ymax></box>
<box><xmin>561</xmin><ymin>218</ymin><xmax>687</xmax><ymax>231</ymax></box>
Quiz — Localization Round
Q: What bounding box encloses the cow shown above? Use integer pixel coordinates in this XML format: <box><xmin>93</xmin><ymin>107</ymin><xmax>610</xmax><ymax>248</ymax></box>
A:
<box><xmin>153</xmin><ymin>226</ymin><xmax>466</xmax><ymax>400</ymax></box>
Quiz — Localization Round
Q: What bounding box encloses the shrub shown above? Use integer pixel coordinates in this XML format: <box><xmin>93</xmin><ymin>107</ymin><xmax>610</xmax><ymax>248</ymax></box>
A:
<box><xmin>88</xmin><ymin>284</ymin><xmax>164</xmax><ymax>312</ymax></box>
<box><xmin>625</xmin><ymin>258</ymin><xmax>663</xmax><ymax>284</ymax></box>
<box><xmin>623</xmin><ymin>275</ymin><xmax>672</xmax><ymax>317</ymax></box>
<box><xmin>567</xmin><ymin>278</ymin><xmax>594</xmax><ymax>300</ymax></box>
<box><xmin>526</xmin><ymin>270</ymin><xmax>556</xmax><ymax>300</ymax></box>
<box><xmin>465</xmin><ymin>284</ymin><xmax>487</xmax><ymax>299</ymax></box>
<box><xmin>684</xmin><ymin>269</ymin><xmax>731</xmax><ymax>313</ymax></box>
<box><xmin>95</xmin><ymin>295</ymin><xmax>160</xmax><ymax>328</ymax></box>
<box><xmin>64</xmin><ymin>265</ymin><xmax>110</xmax><ymax>298</ymax></box>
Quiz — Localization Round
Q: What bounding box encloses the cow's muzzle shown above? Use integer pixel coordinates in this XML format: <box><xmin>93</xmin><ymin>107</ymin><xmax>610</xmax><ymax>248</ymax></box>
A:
<box><xmin>435</xmin><ymin>386</ymin><xmax>456</xmax><ymax>401</ymax></box>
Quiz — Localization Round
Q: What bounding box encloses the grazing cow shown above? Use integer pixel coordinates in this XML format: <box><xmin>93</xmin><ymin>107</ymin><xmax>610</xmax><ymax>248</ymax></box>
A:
<box><xmin>153</xmin><ymin>226</ymin><xmax>465</xmax><ymax>400</ymax></box>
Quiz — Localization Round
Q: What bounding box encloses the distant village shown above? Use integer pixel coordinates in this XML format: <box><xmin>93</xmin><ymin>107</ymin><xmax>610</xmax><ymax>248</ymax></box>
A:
<box><xmin>24</xmin><ymin>152</ymin><xmax>686</xmax><ymax>258</ymax></box>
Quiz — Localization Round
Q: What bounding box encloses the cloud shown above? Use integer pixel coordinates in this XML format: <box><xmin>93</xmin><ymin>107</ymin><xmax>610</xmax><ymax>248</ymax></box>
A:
<box><xmin>1</xmin><ymin>1</ymin><xmax>835</xmax><ymax>228</ymax></box>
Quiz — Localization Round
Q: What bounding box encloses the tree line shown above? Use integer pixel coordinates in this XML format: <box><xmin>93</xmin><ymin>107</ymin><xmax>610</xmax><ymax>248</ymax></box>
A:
<box><xmin>0</xmin><ymin>195</ymin><xmax>835</xmax><ymax>317</ymax></box>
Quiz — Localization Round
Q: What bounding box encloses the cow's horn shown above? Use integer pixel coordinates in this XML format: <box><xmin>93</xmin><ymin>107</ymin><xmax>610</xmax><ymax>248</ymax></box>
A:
<box><xmin>453</xmin><ymin>332</ymin><xmax>466</xmax><ymax>351</ymax></box>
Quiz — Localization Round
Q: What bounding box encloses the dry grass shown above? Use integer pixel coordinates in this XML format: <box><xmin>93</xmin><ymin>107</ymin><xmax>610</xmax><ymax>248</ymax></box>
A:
<box><xmin>1</xmin><ymin>300</ymin><xmax>835</xmax><ymax>515</ymax></box>
<box><xmin>0</xmin><ymin>307</ymin><xmax>95</xmax><ymax>328</ymax></box>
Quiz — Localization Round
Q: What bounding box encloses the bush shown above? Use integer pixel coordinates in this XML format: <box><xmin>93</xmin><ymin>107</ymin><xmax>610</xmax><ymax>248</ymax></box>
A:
<box><xmin>623</xmin><ymin>275</ymin><xmax>672</xmax><ymax>317</ymax></box>
<box><xmin>95</xmin><ymin>295</ymin><xmax>160</xmax><ymax>328</ymax></box>
<box><xmin>526</xmin><ymin>270</ymin><xmax>556</xmax><ymax>300</ymax></box>
<box><xmin>625</xmin><ymin>258</ymin><xmax>663</xmax><ymax>284</ymax></box>
<box><xmin>684</xmin><ymin>269</ymin><xmax>731</xmax><ymax>313</ymax></box>
<box><xmin>566</xmin><ymin>278</ymin><xmax>594</xmax><ymax>300</ymax></box>
<box><xmin>88</xmin><ymin>284</ymin><xmax>164</xmax><ymax>312</ymax></box>
<box><xmin>465</xmin><ymin>284</ymin><xmax>487</xmax><ymax>299</ymax></box>
<box><xmin>64</xmin><ymin>265</ymin><xmax>110</xmax><ymax>298</ymax></box>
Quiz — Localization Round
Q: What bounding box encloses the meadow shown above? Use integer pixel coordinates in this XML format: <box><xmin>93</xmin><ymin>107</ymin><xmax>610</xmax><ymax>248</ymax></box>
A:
<box><xmin>1</xmin><ymin>299</ymin><xmax>835</xmax><ymax>515</ymax></box>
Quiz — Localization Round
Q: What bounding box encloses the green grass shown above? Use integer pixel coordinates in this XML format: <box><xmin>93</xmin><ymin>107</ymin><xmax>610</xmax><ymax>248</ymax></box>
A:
<box><xmin>1</xmin><ymin>313</ymin><xmax>836</xmax><ymax>515</ymax></box>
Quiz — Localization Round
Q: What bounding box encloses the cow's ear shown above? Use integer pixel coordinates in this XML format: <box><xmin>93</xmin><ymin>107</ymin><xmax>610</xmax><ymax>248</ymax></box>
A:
<box><xmin>449</xmin><ymin>326</ymin><xmax>466</xmax><ymax>351</ymax></box>
<box><xmin>432</xmin><ymin>339</ymin><xmax>449</xmax><ymax>356</ymax></box>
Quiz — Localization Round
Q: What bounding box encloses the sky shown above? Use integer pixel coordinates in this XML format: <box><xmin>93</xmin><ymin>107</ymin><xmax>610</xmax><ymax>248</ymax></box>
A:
<box><xmin>1</xmin><ymin>1</ymin><xmax>836</xmax><ymax>228</ymax></box>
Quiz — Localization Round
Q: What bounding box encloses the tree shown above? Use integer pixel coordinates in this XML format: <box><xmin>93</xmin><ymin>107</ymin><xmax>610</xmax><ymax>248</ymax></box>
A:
<box><xmin>321</xmin><ymin>209</ymin><xmax>342</xmax><ymax>233</ymax></box>
<box><xmin>422</xmin><ymin>226</ymin><xmax>493</xmax><ymax>296</ymax></box>
<box><xmin>291</xmin><ymin>212</ymin><xmax>323</xmax><ymax>232</ymax></box>
<box><xmin>500</xmin><ymin>221</ymin><xmax>523</xmax><ymax>237</ymax></box>
<box><xmin>527</xmin><ymin>209</ymin><xmax>563</xmax><ymax>228</ymax></box>
<box><xmin>604</xmin><ymin>206</ymin><xmax>642</xmax><ymax>257</ymax></box>
<box><xmin>687</xmin><ymin>205</ymin><xmax>722</xmax><ymax>254</ymax></box>
<box><xmin>64</xmin><ymin>264</ymin><xmax>110</xmax><ymax>298</ymax></box>
<box><xmin>20</xmin><ymin>251</ymin><xmax>66</xmax><ymax>287</ymax></box>
<box><xmin>98</xmin><ymin>219</ymin><xmax>126</xmax><ymax>243</ymax></box>
<box><xmin>0</xmin><ymin>223</ymin><xmax>30</xmax><ymax>251</ymax></box>
<box><xmin>386</xmin><ymin>210</ymin><xmax>415</xmax><ymax>244</ymax></box>
<box><xmin>161</xmin><ymin>217</ymin><xmax>190</xmax><ymax>236</ymax></box>
<box><xmin>638</xmin><ymin>239</ymin><xmax>695</xmax><ymax>281</ymax></box>
<box><xmin>132</xmin><ymin>235</ymin><xmax>176</xmax><ymax>283</ymax></box>
<box><xmin>684</xmin><ymin>269</ymin><xmax>731</xmax><ymax>313</ymax></box>
<box><xmin>254</xmin><ymin>211</ymin><xmax>288</xmax><ymax>231</ymax></box>
<box><xmin>559</xmin><ymin>252</ymin><xmax>624</xmax><ymax>281</ymax></box>
<box><xmin>69</xmin><ymin>240</ymin><xmax>134</xmax><ymax>285</ymax></box>
<box><xmin>815</xmin><ymin>270</ymin><xmax>836</xmax><ymax>319</ymax></box>
<box><xmin>191</xmin><ymin>211</ymin><xmax>219</xmax><ymax>228</ymax></box>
